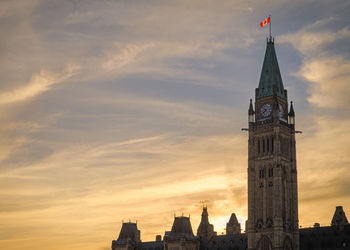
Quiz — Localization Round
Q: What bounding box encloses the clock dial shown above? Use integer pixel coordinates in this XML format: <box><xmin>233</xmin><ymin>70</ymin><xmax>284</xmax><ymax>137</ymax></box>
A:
<box><xmin>260</xmin><ymin>103</ymin><xmax>272</xmax><ymax>117</ymax></box>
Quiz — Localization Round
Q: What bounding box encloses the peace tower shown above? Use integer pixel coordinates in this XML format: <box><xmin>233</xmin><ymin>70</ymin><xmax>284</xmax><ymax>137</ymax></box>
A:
<box><xmin>246</xmin><ymin>37</ymin><xmax>299</xmax><ymax>250</ymax></box>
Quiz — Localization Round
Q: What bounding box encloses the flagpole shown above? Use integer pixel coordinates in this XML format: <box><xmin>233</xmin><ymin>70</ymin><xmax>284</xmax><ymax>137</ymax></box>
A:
<box><xmin>269</xmin><ymin>14</ymin><xmax>271</xmax><ymax>40</ymax></box>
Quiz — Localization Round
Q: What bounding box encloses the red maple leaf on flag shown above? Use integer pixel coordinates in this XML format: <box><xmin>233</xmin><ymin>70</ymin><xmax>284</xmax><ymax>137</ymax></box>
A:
<box><xmin>260</xmin><ymin>16</ymin><xmax>270</xmax><ymax>28</ymax></box>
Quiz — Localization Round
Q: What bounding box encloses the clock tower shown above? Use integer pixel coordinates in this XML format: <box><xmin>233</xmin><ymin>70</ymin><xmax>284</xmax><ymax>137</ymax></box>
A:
<box><xmin>246</xmin><ymin>37</ymin><xmax>299</xmax><ymax>250</ymax></box>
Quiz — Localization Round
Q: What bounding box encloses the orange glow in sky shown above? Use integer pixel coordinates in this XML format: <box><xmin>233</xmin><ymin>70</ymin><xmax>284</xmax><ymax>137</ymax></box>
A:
<box><xmin>1</xmin><ymin>1</ymin><xmax>350</xmax><ymax>250</ymax></box>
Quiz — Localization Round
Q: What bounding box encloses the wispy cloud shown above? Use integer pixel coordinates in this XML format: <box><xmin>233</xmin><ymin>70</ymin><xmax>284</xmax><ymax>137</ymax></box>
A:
<box><xmin>103</xmin><ymin>43</ymin><xmax>156</xmax><ymax>72</ymax></box>
<box><xmin>0</xmin><ymin>64</ymin><xmax>80</xmax><ymax>105</ymax></box>
<box><xmin>1</xmin><ymin>1</ymin><xmax>350</xmax><ymax>250</ymax></box>
<box><xmin>279</xmin><ymin>16</ymin><xmax>350</xmax><ymax>227</ymax></box>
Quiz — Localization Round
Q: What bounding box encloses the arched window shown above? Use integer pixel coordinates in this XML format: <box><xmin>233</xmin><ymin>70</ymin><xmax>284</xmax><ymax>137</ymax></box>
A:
<box><xmin>272</xmin><ymin>138</ymin><xmax>274</xmax><ymax>152</ymax></box>
<box><xmin>267</xmin><ymin>138</ymin><xmax>270</xmax><ymax>153</ymax></box>
<box><xmin>258</xmin><ymin>139</ymin><xmax>261</xmax><ymax>154</ymax></box>
<box><xmin>258</xmin><ymin>236</ymin><xmax>272</xmax><ymax>250</ymax></box>
<box><xmin>263</xmin><ymin>139</ymin><xmax>265</xmax><ymax>153</ymax></box>
<box><xmin>283</xmin><ymin>237</ymin><xmax>292</xmax><ymax>250</ymax></box>
<box><xmin>259</xmin><ymin>168</ymin><xmax>265</xmax><ymax>179</ymax></box>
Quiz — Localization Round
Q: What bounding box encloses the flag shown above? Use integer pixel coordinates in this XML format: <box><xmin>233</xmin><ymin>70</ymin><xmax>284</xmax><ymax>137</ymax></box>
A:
<box><xmin>260</xmin><ymin>16</ymin><xmax>270</xmax><ymax>28</ymax></box>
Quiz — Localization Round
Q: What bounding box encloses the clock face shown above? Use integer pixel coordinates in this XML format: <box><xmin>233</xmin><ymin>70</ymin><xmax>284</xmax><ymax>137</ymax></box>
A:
<box><xmin>260</xmin><ymin>103</ymin><xmax>272</xmax><ymax>117</ymax></box>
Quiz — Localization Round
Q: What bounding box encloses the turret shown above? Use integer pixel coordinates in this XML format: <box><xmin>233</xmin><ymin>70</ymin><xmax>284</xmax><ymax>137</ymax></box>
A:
<box><xmin>248</xmin><ymin>99</ymin><xmax>255</xmax><ymax>123</ymax></box>
<box><xmin>288</xmin><ymin>101</ymin><xmax>295</xmax><ymax>125</ymax></box>
<box><xmin>197</xmin><ymin>206</ymin><xmax>216</xmax><ymax>239</ymax></box>
<box><xmin>226</xmin><ymin>213</ymin><xmax>241</xmax><ymax>235</ymax></box>
<box><xmin>331</xmin><ymin>206</ymin><xmax>348</xmax><ymax>229</ymax></box>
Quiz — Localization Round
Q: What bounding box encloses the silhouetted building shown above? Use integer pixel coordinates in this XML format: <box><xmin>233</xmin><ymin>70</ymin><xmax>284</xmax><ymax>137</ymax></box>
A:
<box><xmin>197</xmin><ymin>206</ymin><xmax>217</xmax><ymax>240</ymax></box>
<box><xmin>332</xmin><ymin>206</ymin><xmax>349</xmax><ymax>229</ymax></box>
<box><xmin>226</xmin><ymin>213</ymin><xmax>241</xmax><ymax>235</ymax></box>
<box><xmin>112</xmin><ymin>222</ymin><xmax>140</xmax><ymax>250</ymax></box>
<box><xmin>163</xmin><ymin>216</ymin><xmax>200</xmax><ymax>250</ymax></box>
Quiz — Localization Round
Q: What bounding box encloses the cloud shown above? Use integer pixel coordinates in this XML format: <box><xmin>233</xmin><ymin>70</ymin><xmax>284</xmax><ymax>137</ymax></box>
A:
<box><xmin>103</xmin><ymin>43</ymin><xmax>156</xmax><ymax>72</ymax></box>
<box><xmin>279</xmin><ymin>17</ymin><xmax>350</xmax><ymax>226</ymax></box>
<box><xmin>1</xmin><ymin>2</ymin><xmax>350</xmax><ymax>249</ymax></box>
<box><xmin>0</xmin><ymin>64</ymin><xmax>80</xmax><ymax>105</ymax></box>
<box><xmin>0</xmin><ymin>132</ymin><xmax>247</xmax><ymax>246</ymax></box>
<box><xmin>0</xmin><ymin>136</ymin><xmax>28</xmax><ymax>163</ymax></box>
<box><xmin>279</xmin><ymin>19</ymin><xmax>350</xmax><ymax>110</ymax></box>
<box><xmin>280</xmin><ymin>26</ymin><xmax>350</xmax><ymax>57</ymax></box>
<box><xmin>297</xmin><ymin>115</ymin><xmax>350</xmax><ymax>227</ymax></box>
<box><xmin>298</xmin><ymin>56</ymin><xmax>350</xmax><ymax>109</ymax></box>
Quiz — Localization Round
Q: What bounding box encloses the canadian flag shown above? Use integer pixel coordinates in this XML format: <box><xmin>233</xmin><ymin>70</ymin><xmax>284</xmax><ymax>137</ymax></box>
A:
<box><xmin>260</xmin><ymin>16</ymin><xmax>270</xmax><ymax>28</ymax></box>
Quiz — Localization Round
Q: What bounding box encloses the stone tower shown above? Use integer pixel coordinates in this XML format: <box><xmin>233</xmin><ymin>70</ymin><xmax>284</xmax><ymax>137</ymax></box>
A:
<box><xmin>246</xmin><ymin>38</ymin><xmax>299</xmax><ymax>250</ymax></box>
<box><xmin>197</xmin><ymin>206</ymin><xmax>216</xmax><ymax>239</ymax></box>
<box><xmin>226</xmin><ymin>213</ymin><xmax>241</xmax><ymax>235</ymax></box>
<box><xmin>331</xmin><ymin>206</ymin><xmax>349</xmax><ymax>228</ymax></box>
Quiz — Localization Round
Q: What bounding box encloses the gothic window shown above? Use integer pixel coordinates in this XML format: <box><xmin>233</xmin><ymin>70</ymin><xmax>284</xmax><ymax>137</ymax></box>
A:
<box><xmin>266</xmin><ymin>218</ymin><xmax>273</xmax><ymax>227</ymax></box>
<box><xmin>267</xmin><ymin>138</ymin><xmax>269</xmax><ymax>153</ymax></box>
<box><xmin>259</xmin><ymin>169</ymin><xmax>265</xmax><ymax>179</ymax></box>
<box><xmin>257</xmin><ymin>236</ymin><xmax>272</xmax><ymax>250</ymax></box>
<box><xmin>268</xmin><ymin>168</ymin><xmax>273</xmax><ymax>177</ymax></box>
<box><xmin>283</xmin><ymin>237</ymin><xmax>292</xmax><ymax>250</ymax></box>
<box><xmin>272</xmin><ymin>138</ymin><xmax>274</xmax><ymax>152</ymax></box>
<box><xmin>256</xmin><ymin>219</ymin><xmax>263</xmax><ymax>229</ymax></box>
<box><xmin>258</xmin><ymin>139</ymin><xmax>261</xmax><ymax>154</ymax></box>
<box><xmin>263</xmin><ymin>139</ymin><xmax>265</xmax><ymax>153</ymax></box>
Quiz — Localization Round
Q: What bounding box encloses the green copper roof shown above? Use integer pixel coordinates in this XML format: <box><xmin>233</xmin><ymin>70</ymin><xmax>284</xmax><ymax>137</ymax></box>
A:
<box><xmin>257</xmin><ymin>39</ymin><xmax>286</xmax><ymax>99</ymax></box>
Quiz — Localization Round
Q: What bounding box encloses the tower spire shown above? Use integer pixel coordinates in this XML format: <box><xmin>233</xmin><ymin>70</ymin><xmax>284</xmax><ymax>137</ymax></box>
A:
<box><xmin>256</xmin><ymin>39</ymin><xmax>286</xmax><ymax>100</ymax></box>
<box><xmin>288</xmin><ymin>101</ymin><xmax>295</xmax><ymax>125</ymax></box>
<box><xmin>248</xmin><ymin>99</ymin><xmax>255</xmax><ymax>123</ymax></box>
<box><xmin>196</xmin><ymin>206</ymin><xmax>216</xmax><ymax>239</ymax></box>
<box><xmin>289</xmin><ymin>101</ymin><xmax>295</xmax><ymax>117</ymax></box>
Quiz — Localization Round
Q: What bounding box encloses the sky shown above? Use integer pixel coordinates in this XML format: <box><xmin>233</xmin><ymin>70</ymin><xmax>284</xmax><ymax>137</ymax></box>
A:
<box><xmin>1</xmin><ymin>0</ymin><xmax>350</xmax><ymax>249</ymax></box>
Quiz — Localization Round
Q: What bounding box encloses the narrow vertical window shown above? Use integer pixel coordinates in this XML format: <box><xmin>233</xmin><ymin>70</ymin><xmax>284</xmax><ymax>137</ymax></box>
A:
<box><xmin>258</xmin><ymin>139</ymin><xmax>260</xmax><ymax>154</ymax></box>
<box><xmin>272</xmin><ymin>138</ymin><xmax>274</xmax><ymax>153</ymax></box>
<box><xmin>263</xmin><ymin>139</ymin><xmax>265</xmax><ymax>153</ymax></box>
<box><xmin>267</xmin><ymin>138</ymin><xmax>270</xmax><ymax>153</ymax></box>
